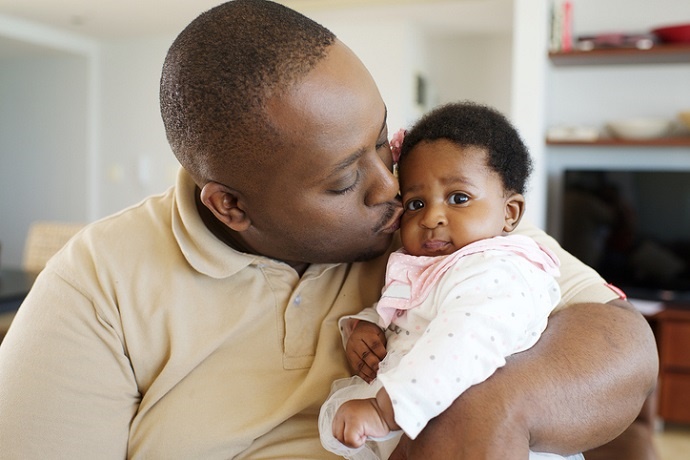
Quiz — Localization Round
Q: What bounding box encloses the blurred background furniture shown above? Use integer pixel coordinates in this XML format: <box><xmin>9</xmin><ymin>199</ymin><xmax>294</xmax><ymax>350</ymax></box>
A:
<box><xmin>0</xmin><ymin>268</ymin><xmax>37</xmax><ymax>342</ymax></box>
<box><xmin>650</xmin><ymin>308</ymin><xmax>690</xmax><ymax>426</ymax></box>
<box><xmin>22</xmin><ymin>221</ymin><xmax>84</xmax><ymax>274</ymax></box>
<box><xmin>0</xmin><ymin>221</ymin><xmax>83</xmax><ymax>342</ymax></box>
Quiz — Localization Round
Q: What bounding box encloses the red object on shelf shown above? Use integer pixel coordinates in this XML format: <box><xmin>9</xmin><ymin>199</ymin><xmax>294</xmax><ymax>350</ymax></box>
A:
<box><xmin>652</xmin><ymin>23</ymin><xmax>690</xmax><ymax>43</ymax></box>
<box><xmin>562</xmin><ymin>0</ymin><xmax>573</xmax><ymax>51</ymax></box>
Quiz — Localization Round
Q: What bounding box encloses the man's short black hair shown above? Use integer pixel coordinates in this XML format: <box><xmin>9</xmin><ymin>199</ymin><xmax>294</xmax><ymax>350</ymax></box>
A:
<box><xmin>160</xmin><ymin>0</ymin><xmax>336</xmax><ymax>183</ymax></box>
<box><xmin>399</xmin><ymin>101</ymin><xmax>533</xmax><ymax>195</ymax></box>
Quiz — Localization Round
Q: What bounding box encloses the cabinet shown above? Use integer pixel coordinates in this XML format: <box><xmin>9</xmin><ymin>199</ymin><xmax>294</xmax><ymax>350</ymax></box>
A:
<box><xmin>648</xmin><ymin>306</ymin><xmax>690</xmax><ymax>424</ymax></box>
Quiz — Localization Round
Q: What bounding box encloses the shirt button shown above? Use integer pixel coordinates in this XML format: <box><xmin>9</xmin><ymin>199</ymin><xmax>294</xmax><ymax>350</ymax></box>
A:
<box><xmin>294</xmin><ymin>295</ymin><xmax>302</xmax><ymax>306</ymax></box>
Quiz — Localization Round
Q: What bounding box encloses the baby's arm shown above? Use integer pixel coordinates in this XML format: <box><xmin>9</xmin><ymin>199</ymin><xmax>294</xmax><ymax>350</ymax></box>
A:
<box><xmin>332</xmin><ymin>388</ymin><xmax>400</xmax><ymax>448</ymax></box>
<box><xmin>345</xmin><ymin>321</ymin><xmax>387</xmax><ymax>382</ymax></box>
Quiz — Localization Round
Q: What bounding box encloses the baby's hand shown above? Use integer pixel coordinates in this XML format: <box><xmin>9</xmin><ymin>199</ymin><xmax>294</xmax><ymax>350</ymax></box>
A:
<box><xmin>332</xmin><ymin>398</ymin><xmax>391</xmax><ymax>448</ymax></box>
<box><xmin>345</xmin><ymin>321</ymin><xmax>387</xmax><ymax>382</ymax></box>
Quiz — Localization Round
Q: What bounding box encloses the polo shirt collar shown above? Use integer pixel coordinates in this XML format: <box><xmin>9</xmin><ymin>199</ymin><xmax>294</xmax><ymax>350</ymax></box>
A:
<box><xmin>171</xmin><ymin>168</ymin><xmax>259</xmax><ymax>278</ymax></box>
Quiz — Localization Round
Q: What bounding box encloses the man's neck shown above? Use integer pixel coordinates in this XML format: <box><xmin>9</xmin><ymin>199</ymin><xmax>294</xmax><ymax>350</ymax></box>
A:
<box><xmin>194</xmin><ymin>188</ymin><xmax>310</xmax><ymax>276</ymax></box>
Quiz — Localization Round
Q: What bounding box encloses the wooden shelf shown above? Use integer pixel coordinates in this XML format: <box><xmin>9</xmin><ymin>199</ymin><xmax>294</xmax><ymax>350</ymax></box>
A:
<box><xmin>547</xmin><ymin>136</ymin><xmax>690</xmax><ymax>147</ymax></box>
<box><xmin>547</xmin><ymin>44</ymin><xmax>690</xmax><ymax>148</ymax></box>
<box><xmin>549</xmin><ymin>43</ymin><xmax>690</xmax><ymax>66</ymax></box>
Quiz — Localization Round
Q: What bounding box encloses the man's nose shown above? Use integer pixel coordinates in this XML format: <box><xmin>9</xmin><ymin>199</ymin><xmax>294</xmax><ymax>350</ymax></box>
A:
<box><xmin>364</xmin><ymin>153</ymin><xmax>400</xmax><ymax>207</ymax></box>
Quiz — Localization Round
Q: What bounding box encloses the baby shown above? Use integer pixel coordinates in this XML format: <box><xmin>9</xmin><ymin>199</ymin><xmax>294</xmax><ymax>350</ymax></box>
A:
<box><xmin>319</xmin><ymin>102</ymin><xmax>582</xmax><ymax>460</ymax></box>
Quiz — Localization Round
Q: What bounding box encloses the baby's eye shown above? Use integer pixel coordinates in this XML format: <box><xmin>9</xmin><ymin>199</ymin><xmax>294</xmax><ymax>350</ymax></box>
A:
<box><xmin>448</xmin><ymin>193</ymin><xmax>469</xmax><ymax>205</ymax></box>
<box><xmin>405</xmin><ymin>199</ymin><xmax>424</xmax><ymax>211</ymax></box>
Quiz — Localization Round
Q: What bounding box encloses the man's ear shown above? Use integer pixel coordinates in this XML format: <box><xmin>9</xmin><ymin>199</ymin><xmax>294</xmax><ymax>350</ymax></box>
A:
<box><xmin>503</xmin><ymin>192</ymin><xmax>526</xmax><ymax>233</ymax></box>
<box><xmin>199</xmin><ymin>181</ymin><xmax>251</xmax><ymax>232</ymax></box>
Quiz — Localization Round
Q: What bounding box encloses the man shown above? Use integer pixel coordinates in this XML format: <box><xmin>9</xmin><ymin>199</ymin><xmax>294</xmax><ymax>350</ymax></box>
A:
<box><xmin>0</xmin><ymin>1</ymin><xmax>657</xmax><ymax>458</ymax></box>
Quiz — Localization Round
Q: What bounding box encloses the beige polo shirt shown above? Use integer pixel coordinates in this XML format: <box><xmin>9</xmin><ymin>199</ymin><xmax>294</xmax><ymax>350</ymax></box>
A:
<box><xmin>0</xmin><ymin>169</ymin><xmax>617</xmax><ymax>459</ymax></box>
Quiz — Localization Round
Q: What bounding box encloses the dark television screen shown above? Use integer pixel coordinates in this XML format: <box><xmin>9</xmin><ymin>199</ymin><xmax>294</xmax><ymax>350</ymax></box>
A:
<box><xmin>560</xmin><ymin>169</ymin><xmax>690</xmax><ymax>302</ymax></box>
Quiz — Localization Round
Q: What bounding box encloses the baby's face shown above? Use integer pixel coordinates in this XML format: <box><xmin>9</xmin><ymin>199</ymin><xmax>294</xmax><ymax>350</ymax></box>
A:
<box><xmin>398</xmin><ymin>139</ymin><xmax>519</xmax><ymax>257</ymax></box>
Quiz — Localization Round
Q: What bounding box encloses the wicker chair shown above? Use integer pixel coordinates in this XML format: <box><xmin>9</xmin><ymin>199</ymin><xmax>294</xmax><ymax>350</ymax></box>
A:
<box><xmin>0</xmin><ymin>221</ymin><xmax>84</xmax><ymax>342</ymax></box>
<box><xmin>22</xmin><ymin>221</ymin><xmax>84</xmax><ymax>274</ymax></box>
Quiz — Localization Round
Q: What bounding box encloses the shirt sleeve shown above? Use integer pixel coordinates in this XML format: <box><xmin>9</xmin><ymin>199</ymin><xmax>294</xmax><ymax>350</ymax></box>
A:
<box><xmin>0</xmin><ymin>269</ymin><xmax>138</xmax><ymax>458</ymax></box>
<box><xmin>514</xmin><ymin>220</ymin><xmax>621</xmax><ymax>311</ymax></box>
<box><xmin>338</xmin><ymin>306</ymin><xmax>382</xmax><ymax>349</ymax></box>
<box><xmin>377</xmin><ymin>253</ymin><xmax>561</xmax><ymax>439</ymax></box>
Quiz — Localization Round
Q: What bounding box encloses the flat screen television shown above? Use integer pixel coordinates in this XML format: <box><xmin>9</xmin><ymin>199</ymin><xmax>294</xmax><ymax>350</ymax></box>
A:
<box><xmin>558</xmin><ymin>169</ymin><xmax>690</xmax><ymax>302</ymax></box>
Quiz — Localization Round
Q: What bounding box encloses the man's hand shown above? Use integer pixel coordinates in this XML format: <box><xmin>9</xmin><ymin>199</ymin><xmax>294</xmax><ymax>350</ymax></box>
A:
<box><xmin>345</xmin><ymin>321</ymin><xmax>387</xmax><ymax>382</ymax></box>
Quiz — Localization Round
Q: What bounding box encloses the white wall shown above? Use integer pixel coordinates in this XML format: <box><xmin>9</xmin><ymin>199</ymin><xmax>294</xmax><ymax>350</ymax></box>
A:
<box><xmin>0</xmin><ymin>12</ymin><xmax>100</xmax><ymax>268</ymax></box>
<box><xmin>570</xmin><ymin>0</ymin><xmax>689</xmax><ymax>35</ymax></box>
<box><xmin>0</xmin><ymin>17</ymin><xmax>179</xmax><ymax>266</ymax></box>
<box><xmin>310</xmin><ymin>14</ymin><xmax>428</xmax><ymax>135</ymax></box>
<box><xmin>511</xmin><ymin>0</ymin><xmax>549</xmax><ymax>229</ymax></box>
<box><xmin>98</xmin><ymin>37</ymin><xmax>178</xmax><ymax>217</ymax></box>
<box><xmin>547</xmin><ymin>64</ymin><xmax>690</xmax><ymax>128</ymax></box>
<box><xmin>425</xmin><ymin>33</ymin><xmax>513</xmax><ymax>115</ymax></box>
<box><xmin>309</xmin><ymin>1</ymin><xmax>516</xmax><ymax>134</ymax></box>
<box><xmin>0</xmin><ymin>53</ymin><xmax>89</xmax><ymax>266</ymax></box>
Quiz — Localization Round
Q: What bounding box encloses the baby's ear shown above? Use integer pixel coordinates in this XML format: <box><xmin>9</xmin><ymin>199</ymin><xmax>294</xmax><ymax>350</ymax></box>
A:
<box><xmin>199</xmin><ymin>181</ymin><xmax>251</xmax><ymax>232</ymax></box>
<box><xmin>503</xmin><ymin>193</ymin><xmax>525</xmax><ymax>233</ymax></box>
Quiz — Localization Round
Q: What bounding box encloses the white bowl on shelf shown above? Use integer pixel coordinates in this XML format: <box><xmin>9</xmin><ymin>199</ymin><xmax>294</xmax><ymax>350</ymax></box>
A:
<box><xmin>606</xmin><ymin>118</ymin><xmax>673</xmax><ymax>140</ymax></box>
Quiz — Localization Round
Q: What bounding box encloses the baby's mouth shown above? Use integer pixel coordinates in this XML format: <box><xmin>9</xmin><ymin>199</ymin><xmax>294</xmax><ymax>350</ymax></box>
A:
<box><xmin>422</xmin><ymin>239</ymin><xmax>451</xmax><ymax>252</ymax></box>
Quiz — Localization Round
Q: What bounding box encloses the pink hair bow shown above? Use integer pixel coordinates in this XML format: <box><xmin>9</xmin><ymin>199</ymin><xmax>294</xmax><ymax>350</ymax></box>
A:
<box><xmin>390</xmin><ymin>128</ymin><xmax>406</xmax><ymax>164</ymax></box>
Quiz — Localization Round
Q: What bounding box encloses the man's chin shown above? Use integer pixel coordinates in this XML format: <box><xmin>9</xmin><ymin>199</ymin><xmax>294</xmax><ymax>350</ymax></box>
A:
<box><xmin>295</xmin><ymin>233</ymin><xmax>399</xmax><ymax>265</ymax></box>
<box><xmin>352</xmin><ymin>234</ymin><xmax>399</xmax><ymax>263</ymax></box>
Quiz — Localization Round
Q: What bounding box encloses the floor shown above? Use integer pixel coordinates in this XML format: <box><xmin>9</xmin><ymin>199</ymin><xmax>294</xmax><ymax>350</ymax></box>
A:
<box><xmin>654</xmin><ymin>424</ymin><xmax>690</xmax><ymax>460</ymax></box>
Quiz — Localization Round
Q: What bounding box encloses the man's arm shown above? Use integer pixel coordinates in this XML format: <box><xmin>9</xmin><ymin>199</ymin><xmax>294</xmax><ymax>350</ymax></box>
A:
<box><xmin>0</xmin><ymin>270</ymin><xmax>137</xmax><ymax>458</ymax></box>
<box><xmin>392</xmin><ymin>298</ymin><xmax>658</xmax><ymax>459</ymax></box>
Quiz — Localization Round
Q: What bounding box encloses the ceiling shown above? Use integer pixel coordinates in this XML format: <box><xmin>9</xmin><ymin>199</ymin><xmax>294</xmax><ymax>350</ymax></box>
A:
<box><xmin>0</xmin><ymin>0</ymin><xmax>512</xmax><ymax>41</ymax></box>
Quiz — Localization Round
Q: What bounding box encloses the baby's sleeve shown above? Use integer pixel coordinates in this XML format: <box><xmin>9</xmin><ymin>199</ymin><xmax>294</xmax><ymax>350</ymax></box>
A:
<box><xmin>337</xmin><ymin>306</ymin><xmax>383</xmax><ymax>349</ymax></box>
